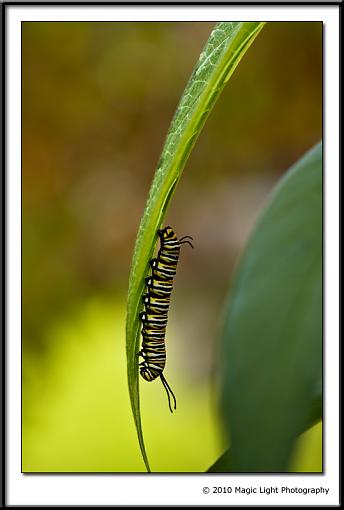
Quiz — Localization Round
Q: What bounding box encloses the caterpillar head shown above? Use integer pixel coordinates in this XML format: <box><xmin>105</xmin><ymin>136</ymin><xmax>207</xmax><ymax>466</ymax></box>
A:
<box><xmin>158</xmin><ymin>226</ymin><xmax>174</xmax><ymax>240</ymax></box>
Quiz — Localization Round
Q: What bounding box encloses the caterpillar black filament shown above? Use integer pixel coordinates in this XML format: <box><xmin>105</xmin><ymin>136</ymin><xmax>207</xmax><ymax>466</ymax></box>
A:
<box><xmin>137</xmin><ymin>226</ymin><xmax>193</xmax><ymax>413</ymax></box>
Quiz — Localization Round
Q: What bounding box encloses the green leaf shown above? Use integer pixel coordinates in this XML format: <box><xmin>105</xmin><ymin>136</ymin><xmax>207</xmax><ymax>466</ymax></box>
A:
<box><xmin>207</xmin><ymin>449</ymin><xmax>233</xmax><ymax>473</ymax></box>
<box><xmin>125</xmin><ymin>21</ymin><xmax>266</xmax><ymax>471</ymax></box>
<box><xmin>208</xmin><ymin>382</ymin><xmax>322</xmax><ymax>472</ymax></box>
<box><xmin>219</xmin><ymin>142</ymin><xmax>322</xmax><ymax>472</ymax></box>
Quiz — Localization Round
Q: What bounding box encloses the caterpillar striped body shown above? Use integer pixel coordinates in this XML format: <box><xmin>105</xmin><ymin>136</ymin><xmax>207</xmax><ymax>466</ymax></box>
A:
<box><xmin>137</xmin><ymin>226</ymin><xmax>193</xmax><ymax>413</ymax></box>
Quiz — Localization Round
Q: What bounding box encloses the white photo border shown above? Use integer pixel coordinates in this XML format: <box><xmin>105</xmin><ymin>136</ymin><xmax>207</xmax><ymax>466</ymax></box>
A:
<box><xmin>5</xmin><ymin>4</ymin><xmax>340</xmax><ymax>507</ymax></box>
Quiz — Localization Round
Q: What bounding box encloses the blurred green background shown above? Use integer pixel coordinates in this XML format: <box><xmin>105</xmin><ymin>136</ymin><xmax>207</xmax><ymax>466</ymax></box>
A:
<box><xmin>22</xmin><ymin>22</ymin><xmax>322</xmax><ymax>472</ymax></box>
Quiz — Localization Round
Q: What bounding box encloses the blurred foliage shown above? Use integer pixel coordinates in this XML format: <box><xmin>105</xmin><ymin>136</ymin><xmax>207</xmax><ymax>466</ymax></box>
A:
<box><xmin>208</xmin><ymin>422</ymin><xmax>322</xmax><ymax>473</ymax></box>
<box><xmin>218</xmin><ymin>143</ymin><xmax>322</xmax><ymax>471</ymax></box>
<box><xmin>290</xmin><ymin>422</ymin><xmax>322</xmax><ymax>472</ymax></box>
<box><xmin>22</xmin><ymin>298</ymin><xmax>321</xmax><ymax>472</ymax></box>
<box><xmin>22</xmin><ymin>22</ymin><xmax>322</xmax><ymax>472</ymax></box>
<box><xmin>23</xmin><ymin>298</ymin><xmax>221</xmax><ymax>472</ymax></box>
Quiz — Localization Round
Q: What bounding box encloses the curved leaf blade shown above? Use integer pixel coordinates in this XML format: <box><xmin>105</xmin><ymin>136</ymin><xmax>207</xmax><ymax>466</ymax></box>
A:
<box><xmin>208</xmin><ymin>389</ymin><xmax>322</xmax><ymax>472</ymax></box>
<box><xmin>125</xmin><ymin>21</ymin><xmax>266</xmax><ymax>471</ymax></box>
<box><xmin>220</xmin><ymin>142</ymin><xmax>322</xmax><ymax>472</ymax></box>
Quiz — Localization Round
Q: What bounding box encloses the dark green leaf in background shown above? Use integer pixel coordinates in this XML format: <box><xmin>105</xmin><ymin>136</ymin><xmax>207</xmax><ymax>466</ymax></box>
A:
<box><xmin>219</xmin><ymin>142</ymin><xmax>322</xmax><ymax>472</ymax></box>
<box><xmin>208</xmin><ymin>391</ymin><xmax>322</xmax><ymax>472</ymax></box>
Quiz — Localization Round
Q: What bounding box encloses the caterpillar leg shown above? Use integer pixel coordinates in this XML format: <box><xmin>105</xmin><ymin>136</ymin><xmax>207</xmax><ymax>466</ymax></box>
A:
<box><xmin>160</xmin><ymin>373</ymin><xmax>177</xmax><ymax>413</ymax></box>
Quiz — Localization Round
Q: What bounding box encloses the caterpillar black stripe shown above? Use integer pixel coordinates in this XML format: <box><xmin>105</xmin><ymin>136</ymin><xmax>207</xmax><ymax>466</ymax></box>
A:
<box><xmin>137</xmin><ymin>226</ymin><xmax>193</xmax><ymax>413</ymax></box>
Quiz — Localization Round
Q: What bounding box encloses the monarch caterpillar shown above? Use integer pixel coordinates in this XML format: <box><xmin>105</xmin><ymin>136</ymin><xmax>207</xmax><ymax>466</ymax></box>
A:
<box><xmin>137</xmin><ymin>226</ymin><xmax>193</xmax><ymax>413</ymax></box>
